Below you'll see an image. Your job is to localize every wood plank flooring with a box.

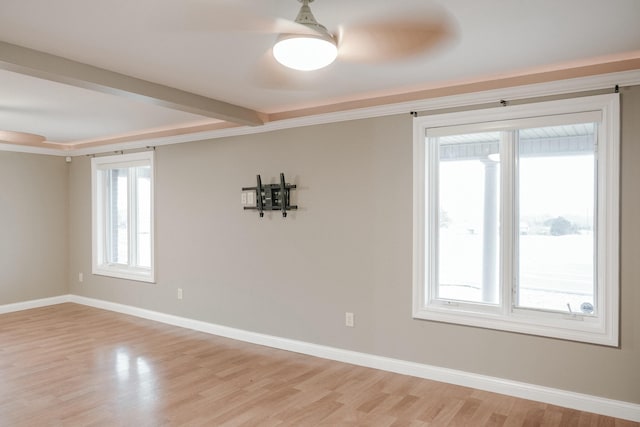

[0,303,636,426]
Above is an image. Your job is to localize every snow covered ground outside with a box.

[438,229,594,314]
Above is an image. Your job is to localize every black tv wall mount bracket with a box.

[242,173,298,218]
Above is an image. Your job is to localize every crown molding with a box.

[0,141,69,156]
[7,69,640,157]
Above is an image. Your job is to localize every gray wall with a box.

[0,152,69,303]
[66,85,640,404]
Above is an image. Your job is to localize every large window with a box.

[413,94,619,346]
[92,151,155,282]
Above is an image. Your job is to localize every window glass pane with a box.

[517,123,596,314]
[106,168,129,265]
[437,132,501,304]
[135,166,152,268]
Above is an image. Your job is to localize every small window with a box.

[413,94,619,346]
[92,151,155,282]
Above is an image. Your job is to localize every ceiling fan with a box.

[172,0,452,72]
[271,0,452,71]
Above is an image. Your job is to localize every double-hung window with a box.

[413,94,619,346]
[92,151,155,283]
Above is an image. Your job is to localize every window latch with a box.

[565,304,585,321]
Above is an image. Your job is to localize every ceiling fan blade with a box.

[337,17,453,63]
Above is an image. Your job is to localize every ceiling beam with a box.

[0,41,266,126]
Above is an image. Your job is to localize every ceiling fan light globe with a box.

[273,34,337,71]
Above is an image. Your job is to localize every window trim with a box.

[412,94,619,346]
[91,151,155,283]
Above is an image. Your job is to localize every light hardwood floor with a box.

[0,303,636,426]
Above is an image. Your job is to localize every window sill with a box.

[413,304,617,347]
[92,266,155,284]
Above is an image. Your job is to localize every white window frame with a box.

[92,151,155,283]
[413,94,619,346]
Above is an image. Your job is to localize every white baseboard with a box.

[0,295,70,315]
[2,295,639,422]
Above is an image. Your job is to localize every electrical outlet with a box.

[345,312,355,327]
[78,272,83,283]
[177,288,183,300]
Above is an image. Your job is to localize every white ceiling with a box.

[0,0,639,153]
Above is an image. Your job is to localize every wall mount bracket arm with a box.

[242,173,297,218]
